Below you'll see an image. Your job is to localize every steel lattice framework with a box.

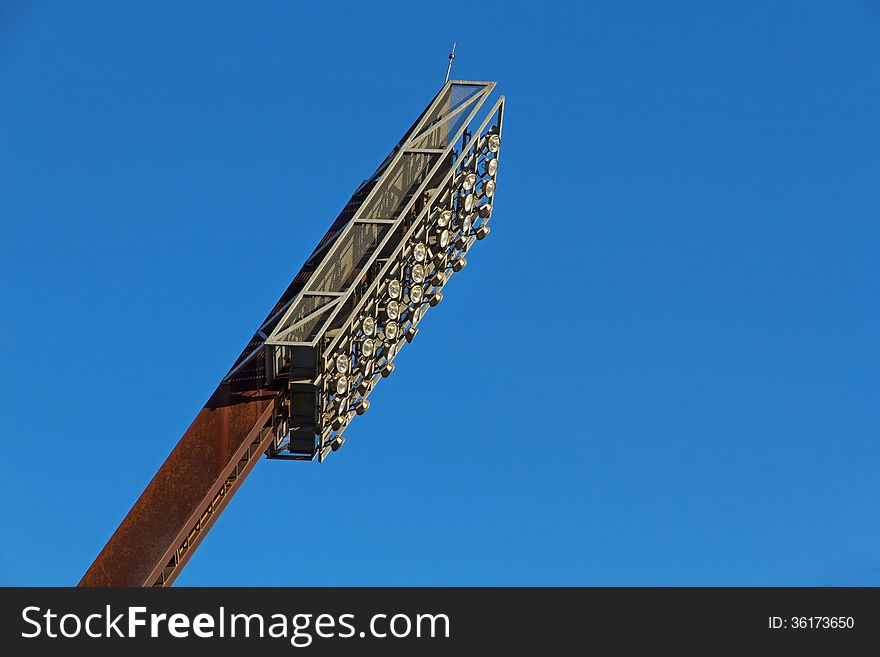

[79,80,504,587]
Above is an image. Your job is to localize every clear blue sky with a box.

[1,1,879,586]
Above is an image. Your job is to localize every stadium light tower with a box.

[80,80,504,587]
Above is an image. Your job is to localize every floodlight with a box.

[384,321,399,341]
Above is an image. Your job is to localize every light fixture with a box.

[438,210,452,227]
[462,172,477,190]
[478,203,492,218]
[362,316,376,336]
[405,326,418,343]
[361,338,375,358]
[429,291,443,307]
[384,321,399,341]
[381,362,395,378]
[409,285,423,303]
[475,225,491,240]
[386,300,400,320]
[486,158,498,176]
[482,180,496,198]
[487,134,500,152]
[452,257,467,272]
[413,243,427,262]
[335,354,349,374]
[330,435,346,451]
[387,279,401,299]
[356,399,370,415]
[411,264,425,283]
[335,375,349,396]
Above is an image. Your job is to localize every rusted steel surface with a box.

[149,402,277,586]
[77,143,389,587]
[79,386,273,587]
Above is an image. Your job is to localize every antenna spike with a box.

[445,42,456,83]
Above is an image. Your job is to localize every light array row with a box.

[313,128,502,460]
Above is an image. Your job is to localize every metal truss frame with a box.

[221,81,493,384]
[264,94,504,460]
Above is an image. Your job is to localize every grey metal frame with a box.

[264,81,495,349]
[271,94,505,459]
[222,81,495,384]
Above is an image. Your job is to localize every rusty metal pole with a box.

[79,385,274,586]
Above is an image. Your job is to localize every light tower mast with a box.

[80,79,505,587]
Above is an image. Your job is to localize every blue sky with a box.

[1,1,879,585]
